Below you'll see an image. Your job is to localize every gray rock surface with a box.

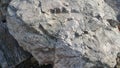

[0,23,32,68]
[6,0,120,68]
[0,0,32,68]
[104,0,120,22]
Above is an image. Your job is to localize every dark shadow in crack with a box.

[15,56,53,68]
[82,57,111,68]
[54,39,112,68]
[117,14,120,22]
[0,23,32,67]
[104,0,120,23]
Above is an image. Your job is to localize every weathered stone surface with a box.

[0,0,11,22]
[0,23,32,68]
[0,0,32,68]
[114,52,120,68]
[105,0,120,22]
[6,0,120,68]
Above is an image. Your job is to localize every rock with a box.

[114,52,120,68]
[0,23,32,68]
[0,19,32,68]
[105,0,120,22]
[107,19,119,27]
[0,0,11,22]
[0,0,32,68]
[15,57,40,68]
[117,14,120,22]
[6,0,120,68]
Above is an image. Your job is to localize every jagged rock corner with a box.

[0,0,120,68]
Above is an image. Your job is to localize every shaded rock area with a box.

[114,52,120,68]
[105,0,120,22]
[15,56,53,68]
[0,23,32,68]
[0,0,32,68]
[15,57,40,68]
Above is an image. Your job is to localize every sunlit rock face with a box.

[7,0,120,68]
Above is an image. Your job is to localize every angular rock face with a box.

[6,0,120,68]
[0,23,32,68]
[104,0,120,22]
[0,0,32,68]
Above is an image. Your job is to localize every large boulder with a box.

[7,0,120,68]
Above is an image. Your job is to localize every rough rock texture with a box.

[0,0,32,68]
[6,0,120,68]
[0,23,32,68]
[115,52,120,68]
[104,0,120,22]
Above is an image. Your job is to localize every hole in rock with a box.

[95,14,101,20]
[83,31,88,34]
[15,57,40,68]
[118,25,120,31]
[62,7,69,13]
[67,17,73,21]
[107,19,119,27]
[2,19,6,23]
[114,52,120,68]
[74,32,80,37]
[50,8,61,14]
[50,7,69,14]
[15,56,53,68]
[50,9,55,13]
[55,8,61,13]
[40,64,53,68]
[71,9,79,13]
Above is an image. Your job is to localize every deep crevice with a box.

[1,19,6,23]
[107,19,119,27]
[40,64,53,68]
[117,14,120,22]
[15,57,39,68]
[0,0,11,23]
[83,31,89,34]
[15,56,53,68]
[74,32,80,38]
[114,52,120,68]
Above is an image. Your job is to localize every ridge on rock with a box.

[0,0,32,68]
